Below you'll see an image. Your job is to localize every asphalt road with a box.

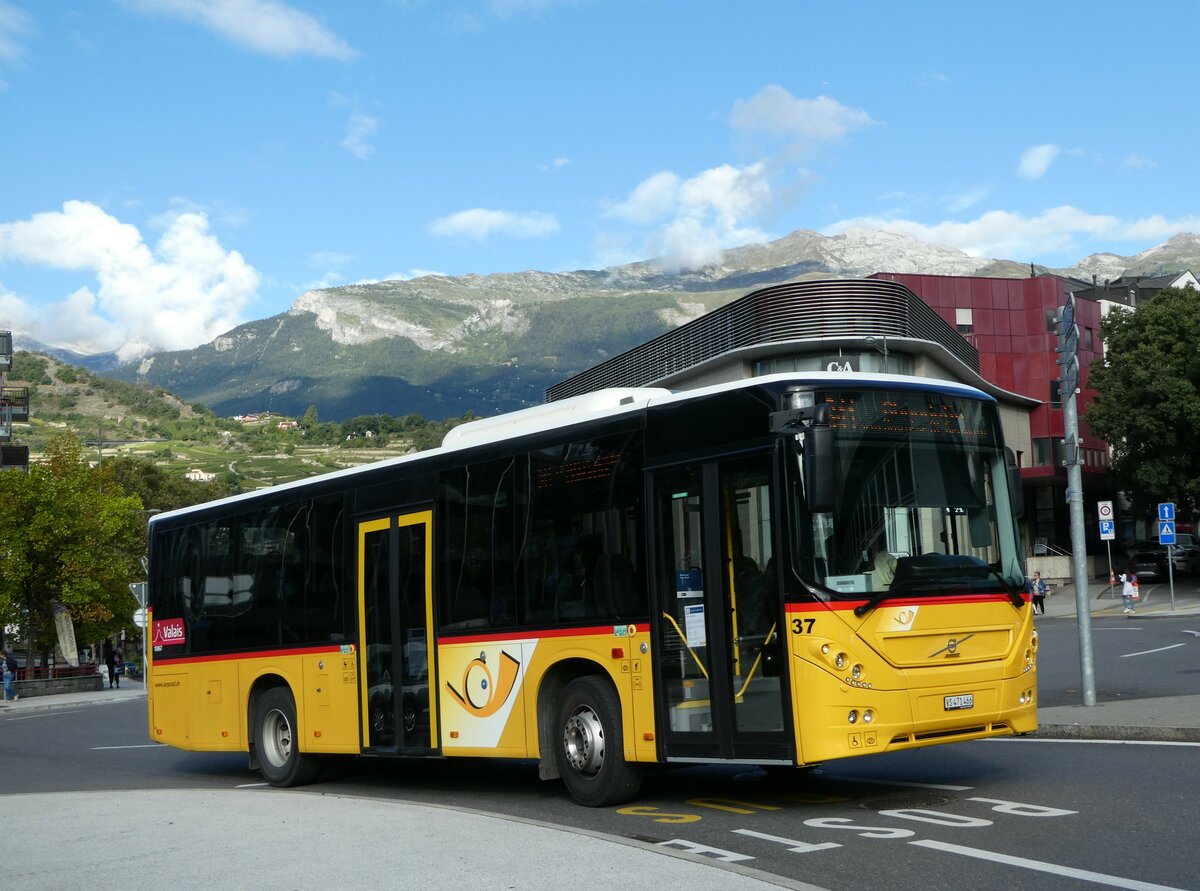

[4,692,1198,889]
[1034,613,1200,707]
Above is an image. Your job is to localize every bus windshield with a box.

[792,388,1024,604]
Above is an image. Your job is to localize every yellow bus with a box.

[145,372,1037,806]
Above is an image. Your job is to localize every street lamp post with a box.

[864,335,890,373]
[134,509,162,684]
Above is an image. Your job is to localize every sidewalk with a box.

[1033,573,1200,742]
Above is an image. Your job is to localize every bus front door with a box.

[652,454,794,764]
[357,510,438,753]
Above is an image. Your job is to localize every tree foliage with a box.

[101,455,236,513]
[0,434,145,660]
[1084,286,1200,512]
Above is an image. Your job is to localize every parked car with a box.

[1128,546,1169,581]
[1170,533,1200,575]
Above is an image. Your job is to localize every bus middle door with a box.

[652,453,794,764]
[357,509,438,753]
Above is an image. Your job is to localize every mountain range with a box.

[50,227,1200,422]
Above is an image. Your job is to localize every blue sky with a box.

[1,0,1197,359]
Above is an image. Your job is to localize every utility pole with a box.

[1058,291,1096,706]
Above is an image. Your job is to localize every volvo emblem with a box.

[930,632,976,658]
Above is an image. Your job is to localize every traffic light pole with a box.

[1059,292,1096,707]
[1064,390,1096,706]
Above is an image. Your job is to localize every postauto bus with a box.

[145,372,1036,806]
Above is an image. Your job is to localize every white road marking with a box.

[236,782,270,788]
[1182,630,1200,637]
[910,838,1186,890]
[1120,643,1186,658]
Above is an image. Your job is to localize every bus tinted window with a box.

[155,494,347,654]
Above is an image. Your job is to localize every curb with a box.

[1032,723,1200,743]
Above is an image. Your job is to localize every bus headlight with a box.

[835,653,847,670]
[848,709,859,724]
[851,664,863,681]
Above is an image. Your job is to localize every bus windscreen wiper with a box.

[852,579,959,617]
[854,572,1023,618]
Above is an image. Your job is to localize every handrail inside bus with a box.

[734,622,777,701]
[660,611,710,680]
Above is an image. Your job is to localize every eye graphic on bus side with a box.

[446,649,521,718]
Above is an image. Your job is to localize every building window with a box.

[1084,327,1094,350]
[1033,438,1051,466]
[955,307,974,334]
[1049,380,1062,407]
[1046,308,1059,333]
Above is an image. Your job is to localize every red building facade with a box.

[872,273,1111,552]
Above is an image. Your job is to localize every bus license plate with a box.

[944,694,974,711]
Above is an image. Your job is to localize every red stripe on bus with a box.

[438,624,620,644]
[150,643,345,666]
[785,593,1029,613]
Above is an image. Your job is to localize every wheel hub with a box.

[563,705,605,777]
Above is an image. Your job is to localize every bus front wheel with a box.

[253,687,320,787]
[555,676,641,807]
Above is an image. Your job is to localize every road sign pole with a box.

[1063,365,1095,706]
[1169,545,1176,610]
[1106,540,1113,599]
[1058,293,1095,705]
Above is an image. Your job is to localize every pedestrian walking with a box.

[1,648,18,701]
[1120,571,1137,614]
[105,649,116,688]
[113,651,123,689]
[1028,571,1048,615]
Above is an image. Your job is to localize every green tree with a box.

[1085,286,1200,512]
[102,455,236,512]
[0,434,145,666]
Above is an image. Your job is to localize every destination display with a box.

[819,391,991,439]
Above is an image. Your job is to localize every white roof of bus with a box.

[148,371,991,524]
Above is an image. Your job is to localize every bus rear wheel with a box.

[254,687,320,787]
[556,676,641,807]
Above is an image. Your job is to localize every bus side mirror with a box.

[804,404,837,514]
[1006,448,1025,519]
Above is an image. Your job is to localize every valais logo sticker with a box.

[152,617,186,648]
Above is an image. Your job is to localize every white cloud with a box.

[429,208,559,240]
[943,186,991,213]
[123,0,356,60]
[486,0,584,18]
[341,111,379,159]
[605,163,772,271]
[1121,214,1200,241]
[607,171,681,224]
[823,205,1120,259]
[1125,153,1156,170]
[0,201,259,359]
[0,0,32,63]
[1017,143,1060,180]
[730,86,876,142]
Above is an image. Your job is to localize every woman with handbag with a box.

[1120,571,1137,614]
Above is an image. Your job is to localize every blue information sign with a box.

[1159,502,1176,521]
[1159,519,1176,545]
[1098,519,1115,541]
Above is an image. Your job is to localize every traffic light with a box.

[1056,293,1079,395]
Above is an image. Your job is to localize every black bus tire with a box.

[253,687,321,787]
[556,676,642,807]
